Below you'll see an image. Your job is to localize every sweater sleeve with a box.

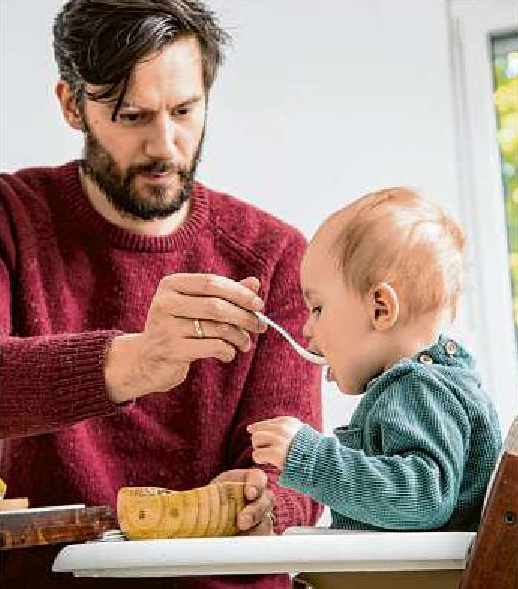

[225,231,323,533]
[0,197,121,440]
[280,369,470,530]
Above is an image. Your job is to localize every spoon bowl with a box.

[254,311,327,365]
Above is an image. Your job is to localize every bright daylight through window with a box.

[491,32,518,357]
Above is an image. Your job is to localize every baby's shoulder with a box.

[366,356,472,416]
[367,358,437,397]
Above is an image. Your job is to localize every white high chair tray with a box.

[52,528,474,578]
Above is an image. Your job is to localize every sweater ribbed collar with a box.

[58,160,210,253]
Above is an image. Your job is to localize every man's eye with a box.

[311,306,322,315]
[119,112,147,124]
[173,107,191,116]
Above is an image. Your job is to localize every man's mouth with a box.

[140,171,176,183]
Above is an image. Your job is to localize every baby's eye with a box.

[311,306,322,316]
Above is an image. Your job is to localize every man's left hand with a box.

[211,468,275,535]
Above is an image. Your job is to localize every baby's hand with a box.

[247,417,304,471]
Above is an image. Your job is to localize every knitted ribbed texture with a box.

[0,162,322,589]
[280,335,502,532]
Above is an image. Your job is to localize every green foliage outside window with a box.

[492,35,518,351]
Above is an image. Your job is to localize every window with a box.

[491,34,518,351]
[450,0,518,435]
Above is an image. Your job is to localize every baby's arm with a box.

[279,371,470,530]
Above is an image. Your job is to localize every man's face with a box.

[80,35,207,220]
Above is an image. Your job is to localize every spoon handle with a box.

[254,311,327,365]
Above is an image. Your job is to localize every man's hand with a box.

[211,468,275,536]
[248,417,304,471]
[105,275,267,403]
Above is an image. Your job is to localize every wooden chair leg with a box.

[458,450,518,589]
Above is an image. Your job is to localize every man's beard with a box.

[80,119,204,221]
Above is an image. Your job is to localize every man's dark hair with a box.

[53,0,230,120]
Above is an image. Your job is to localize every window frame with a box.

[449,0,518,435]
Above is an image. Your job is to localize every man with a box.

[0,1,322,587]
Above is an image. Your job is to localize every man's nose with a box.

[144,114,178,161]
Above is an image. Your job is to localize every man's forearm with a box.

[104,333,190,404]
[0,331,120,439]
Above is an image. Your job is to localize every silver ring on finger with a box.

[264,509,275,527]
[193,318,205,339]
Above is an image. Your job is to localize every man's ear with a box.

[55,80,84,131]
[367,282,399,331]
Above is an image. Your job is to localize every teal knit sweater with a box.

[280,335,502,531]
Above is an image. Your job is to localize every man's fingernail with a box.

[241,515,251,528]
[252,297,264,310]
[256,320,268,333]
[247,486,258,500]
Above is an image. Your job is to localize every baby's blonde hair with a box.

[332,187,466,322]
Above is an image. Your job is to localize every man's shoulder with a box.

[1,161,75,203]
[199,182,308,263]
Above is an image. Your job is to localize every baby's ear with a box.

[367,283,399,330]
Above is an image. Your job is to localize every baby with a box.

[248,187,502,531]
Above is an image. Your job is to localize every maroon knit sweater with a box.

[0,161,322,589]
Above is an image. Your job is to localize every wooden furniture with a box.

[295,416,518,589]
[51,418,518,587]
[117,482,245,540]
[0,497,29,511]
[458,417,518,589]
[0,505,116,550]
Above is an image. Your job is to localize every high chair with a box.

[293,416,518,589]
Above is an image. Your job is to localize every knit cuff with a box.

[49,331,125,421]
[279,424,322,493]
[1,330,124,438]
[269,485,300,534]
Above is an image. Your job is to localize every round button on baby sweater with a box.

[445,340,458,356]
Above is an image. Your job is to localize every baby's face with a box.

[301,219,383,394]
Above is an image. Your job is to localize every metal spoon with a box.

[254,311,327,365]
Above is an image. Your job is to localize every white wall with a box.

[0,0,469,432]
